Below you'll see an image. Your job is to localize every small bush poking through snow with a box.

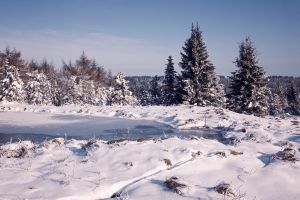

[164,176,187,195]
[214,182,236,197]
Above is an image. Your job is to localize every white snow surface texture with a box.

[0,102,299,200]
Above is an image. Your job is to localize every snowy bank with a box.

[0,103,299,199]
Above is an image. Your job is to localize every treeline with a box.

[0,23,299,116]
[0,49,137,106]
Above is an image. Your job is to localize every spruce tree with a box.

[25,70,53,105]
[110,72,137,105]
[227,37,269,116]
[62,76,83,105]
[94,86,113,106]
[179,23,224,106]
[162,56,178,105]
[0,59,25,102]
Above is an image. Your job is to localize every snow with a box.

[0,102,300,200]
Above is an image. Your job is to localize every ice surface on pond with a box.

[0,112,171,141]
[0,112,218,143]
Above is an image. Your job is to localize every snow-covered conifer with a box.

[62,76,83,105]
[93,86,113,106]
[162,56,178,105]
[178,23,224,106]
[110,72,137,105]
[0,59,25,102]
[227,37,269,116]
[25,70,53,105]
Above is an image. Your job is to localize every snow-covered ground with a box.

[0,102,299,200]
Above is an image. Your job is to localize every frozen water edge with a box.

[0,112,172,142]
[0,112,222,144]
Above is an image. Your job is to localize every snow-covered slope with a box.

[0,102,299,200]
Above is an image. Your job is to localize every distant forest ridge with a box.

[126,75,300,94]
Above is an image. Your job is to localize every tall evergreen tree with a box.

[178,23,224,106]
[227,37,269,116]
[162,56,178,105]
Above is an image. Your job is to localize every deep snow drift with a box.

[0,102,299,200]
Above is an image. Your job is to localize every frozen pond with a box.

[0,112,218,143]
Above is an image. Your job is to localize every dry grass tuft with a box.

[82,139,100,150]
[273,148,298,162]
[215,151,227,157]
[215,182,236,197]
[192,151,202,158]
[0,145,34,158]
[136,136,155,142]
[124,161,133,167]
[291,120,299,126]
[107,138,127,145]
[52,138,64,145]
[230,150,243,155]
[164,176,187,195]
[163,158,172,166]
[189,136,200,140]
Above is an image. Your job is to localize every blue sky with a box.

[0,0,299,76]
